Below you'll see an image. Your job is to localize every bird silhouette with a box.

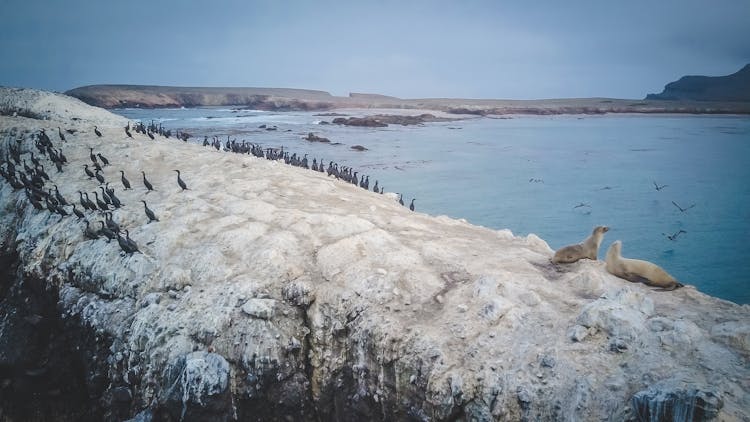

[662,229,687,241]
[97,153,110,166]
[409,199,415,211]
[672,201,695,213]
[94,126,102,137]
[653,181,668,191]
[120,170,131,190]
[141,200,159,223]
[174,169,188,190]
[142,171,154,192]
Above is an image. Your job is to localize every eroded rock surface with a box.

[0,88,749,421]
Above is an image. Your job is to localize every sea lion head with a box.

[607,240,622,258]
[594,226,610,234]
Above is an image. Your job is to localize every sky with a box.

[1,0,748,99]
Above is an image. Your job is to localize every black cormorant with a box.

[142,171,154,191]
[141,200,158,222]
[174,169,188,190]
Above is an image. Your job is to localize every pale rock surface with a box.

[0,88,748,421]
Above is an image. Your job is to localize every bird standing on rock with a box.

[410,199,415,211]
[93,191,109,211]
[142,171,154,192]
[94,126,102,137]
[71,204,84,219]
[120,170,131,190]
[141,200,159,223]
[83,164,95,179]
[174,169,188,191]
[97,153,109,166]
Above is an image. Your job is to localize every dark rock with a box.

[646,64,750,102]
[111,386,132,403]
[160,352,232,422]
[632,385,723,422]
[124,409,153,422]
[350,145,368,151]
[305,133,331,143]
[332,116,388,127]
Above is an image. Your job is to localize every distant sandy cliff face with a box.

[64,71,750,114]
[646,64,750,102]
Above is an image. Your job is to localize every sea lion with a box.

[605,240,684,290]
[552,226,609,263]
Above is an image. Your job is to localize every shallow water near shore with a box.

[115,107,750,304]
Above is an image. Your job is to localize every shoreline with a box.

[65,84,750,115]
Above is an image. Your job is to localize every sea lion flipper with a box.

[622,272,651,285]
[652,282,684,292]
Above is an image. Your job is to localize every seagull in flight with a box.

[672,201,696,213]
[662,229,687,241]
[653,181,668,191]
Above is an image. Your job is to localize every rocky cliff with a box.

[646,64,750,102]
[63,84,750,115]
[1,87,749,421]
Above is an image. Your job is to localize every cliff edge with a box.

[646,64,750,102]
[1,88,749,421]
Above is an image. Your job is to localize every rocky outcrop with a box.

[332,114,453,127]
[646,64,750,102]
[1,88,749,421]
[304,132,331,143]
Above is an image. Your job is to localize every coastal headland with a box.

[1,87,749,421]
[65,84,750,115]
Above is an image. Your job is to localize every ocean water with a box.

[114,107,750,304]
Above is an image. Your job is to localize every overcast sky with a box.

[1,0,748,99]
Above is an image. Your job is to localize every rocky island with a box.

[0,88,749,421]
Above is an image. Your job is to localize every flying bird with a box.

[653,181,668,191]
[662,229,687,241]
[672,201,696,213]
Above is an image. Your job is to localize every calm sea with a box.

[114,107,750,304]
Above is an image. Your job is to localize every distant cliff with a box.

[65,84,750,114]
[65,85,342,110]
[646,64,750,102]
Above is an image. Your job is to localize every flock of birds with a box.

[651,180,696,242]
[199,134,416,211]
[0,119,421,257]
[0,126,192,256]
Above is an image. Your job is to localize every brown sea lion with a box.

[605,240,684,290]
[552,226,610,263]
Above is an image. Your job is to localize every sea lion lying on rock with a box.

[605,240,684,291]
[552,226,609,263]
